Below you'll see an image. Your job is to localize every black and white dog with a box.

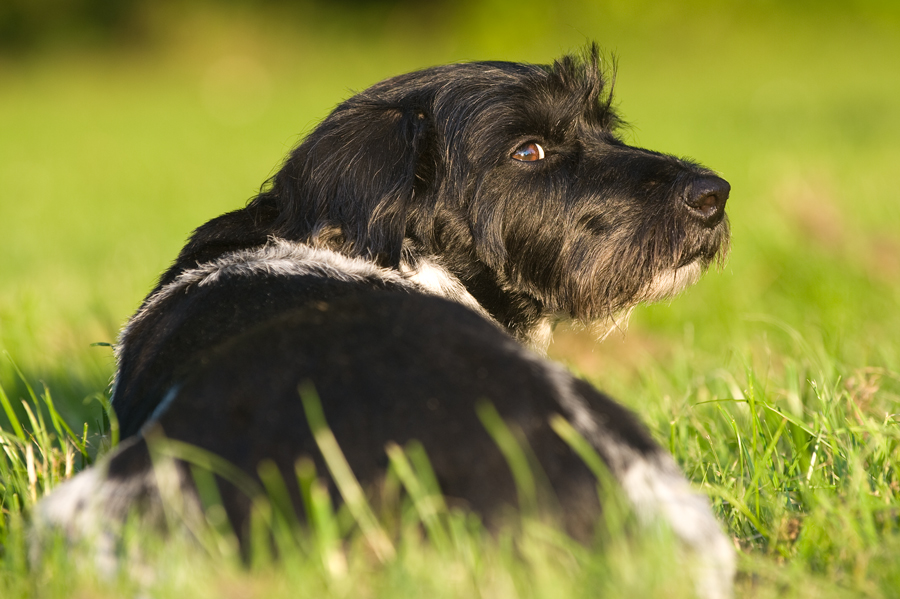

[40,47,734,597]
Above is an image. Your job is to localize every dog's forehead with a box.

[361,58,617,131]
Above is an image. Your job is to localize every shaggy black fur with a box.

[112,47,729,439]
[39,45,734,598]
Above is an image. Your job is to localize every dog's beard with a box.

[578,260,704,344]
[638,259,704,304]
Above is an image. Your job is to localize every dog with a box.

[38,46,734,597]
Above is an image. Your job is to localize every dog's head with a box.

[255,45,730,339]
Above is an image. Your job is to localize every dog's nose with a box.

[683,175,730,225]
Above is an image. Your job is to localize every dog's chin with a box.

[640,260,705,304]
[584,260,707,344]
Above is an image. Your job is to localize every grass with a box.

[1,1,900,597]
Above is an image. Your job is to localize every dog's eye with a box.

[512,141,545,162]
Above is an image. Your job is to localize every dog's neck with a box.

[399,252,554,352]
[396,255,494,325]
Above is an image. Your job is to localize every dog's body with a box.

[39,48,734,597]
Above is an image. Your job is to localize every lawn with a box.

[1,1,899,597]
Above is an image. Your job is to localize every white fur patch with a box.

[117,239,415,362]
[639,261,703,304]
[33,454,128,576]
[541,362,735,599]
[591,306,637,343]
[33,438,203,575]
[35,463,109,541]
[112,239,497,395]
[119,239,495,351]
[523,316,554,353]
[577,261,704,345]
[398,255,493,321]
[620,455,736,599]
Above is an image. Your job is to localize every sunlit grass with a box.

[4,375,701,599]
[556,323,900,596]
[3,336,899,598]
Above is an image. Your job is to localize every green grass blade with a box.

[548,414,632,534]
[91,392,120,450]
[548,414,608,480]
[40,383,78,443]
[0,380,26,442]
[147,434,263,500]
[476,401,537,517]
[385,441,450,552]
[294,457,347,578]
[258,459,301,532]
[298,380,395,562]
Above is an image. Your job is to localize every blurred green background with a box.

[1,0,898,430]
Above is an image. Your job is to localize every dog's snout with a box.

[683,176,730,225]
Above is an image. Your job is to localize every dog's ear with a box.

[265,100,431,267]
